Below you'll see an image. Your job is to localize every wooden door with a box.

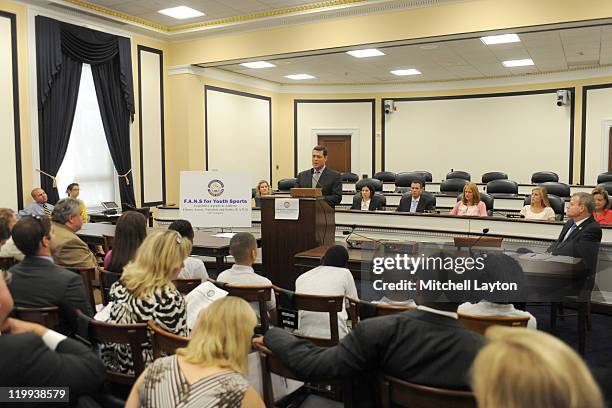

[318,135,351,173]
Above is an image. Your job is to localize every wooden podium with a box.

[261,196,335,290]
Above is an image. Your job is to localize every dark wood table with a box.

[77,223,261,272]
[89,211,154,227]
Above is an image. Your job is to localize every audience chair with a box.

[395,172,426,192]
[597,171,612,184]
[445,170,471,181]
[14,306,60,329]
[378,375,476,408]
[223,284,273,334]
[481,171,508,183]
[76,310,148,385]
[0,256,17,270]
[100,268,121,306]
[597,181,612,196]
[531,171,559,183]
[148,321,189,359]
[456,192,494,215]
[355,178,383,192]
[348,298,416,325]
[485,179,518,195]
[172,278,201,295]
[65,266,97,312]
[440,178,468,193]
[341,172,359,182]
[524,194,565,220]
[278,178,298,192]
[291,293,345,347]
[373,171,396,183]
[539,181,571,198]
[458,313,529,335]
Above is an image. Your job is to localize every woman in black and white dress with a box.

[102,229,192,375]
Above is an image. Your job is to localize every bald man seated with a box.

[17,188,54,219]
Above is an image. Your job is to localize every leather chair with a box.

[341,172,359,182]
[374,171,397,182]
[414,171,433,182]
[356,178,383,192]
[485,179,518,195]
[378,375,476,408]
[457,192,494,216]
[440,178,468,193]
[597,181,612,196]
[597,172,612,184]
[531,171,559,183]
[540,181,570,198]
[445,170,470,181]
[481,171,508,183]
[524,194,565,220]
[277,178,297,192]
[395,172,427,192]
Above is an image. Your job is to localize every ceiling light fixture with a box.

[480,34,520,45]
[502,58,534,67]
[390,69,422,76]
[285,74,315,80]
[240,61,276,69]
[346,49,385,58]
[158,6,204,19]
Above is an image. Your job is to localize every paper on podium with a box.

[185,281,228,329]
[274,198,299,220]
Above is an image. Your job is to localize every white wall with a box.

[584,86,612,185]
[0,14,19,209]
[384,92,572,183]
[205,87,271,185]
[296,101,373,177]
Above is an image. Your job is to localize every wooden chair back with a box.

[77,310,148,385]
[347,297,415,326]
[253,342,301,408]
[375,303,416,317]
[100,268,121,306]
[378,375,476,408]
[458,313,530,335]
[15,306,60,329]
[292,292,344,347]
[148,321,189,359]
[65,266,97,312]
[172,278,201,295]
[0,256,17,270]
[223,284,272,334]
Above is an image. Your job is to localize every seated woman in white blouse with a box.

[520,187,556,221]
[450,182,487,217]
[350,182,385,211]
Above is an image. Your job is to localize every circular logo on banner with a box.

[283,201,291,208]
[207,179,225,197]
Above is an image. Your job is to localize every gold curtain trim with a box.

[119,169,132,185]
[36,169,57,188]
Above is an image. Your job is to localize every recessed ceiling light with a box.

[502,58,534,67]
[480,33,520,45]
[390,69,422,76]
[285,74,315,80]
[240,61,276,69]
[158,6,204,19]
[346,49,385,58]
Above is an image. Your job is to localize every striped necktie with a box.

[312,170,321,188]
[42,203,51,218]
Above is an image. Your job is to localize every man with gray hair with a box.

[51,198,97,269]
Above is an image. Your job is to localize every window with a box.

[56,64,118,208]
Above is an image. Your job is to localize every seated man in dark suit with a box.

[256,252,484,407]
[0,273,105,406]
[547,192,602,294]
[8,216,93,335]
[295,145,342,207]
[397,180,436,213]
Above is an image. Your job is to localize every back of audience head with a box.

[121,229,192,298]
[322,245,349,268]
[168,219,195,242]
[11,216,53,257]
[0,219,9,248]
[107,211,147,273]
[52,198,83,230]
[472,326,604,408]
[478,252,526,303]
[229,233,257,265]
[177,296,256,374]
[0,208,16,232]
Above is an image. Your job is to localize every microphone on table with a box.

[342,224,384,249]
[468,228,490,256]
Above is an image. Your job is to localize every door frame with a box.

[311,128,359,174]
[601,119,612,174]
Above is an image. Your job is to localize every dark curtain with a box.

[35,16,136,205]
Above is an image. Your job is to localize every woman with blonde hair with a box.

[102,229,192,375]
[472,326,604,408]
[252,180,271,208]
[126,296,264,408]
[450,182,487,216]
[520,186,556,221]
[592,186,612,225]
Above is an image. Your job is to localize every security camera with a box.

[384,100,395,114]
[556,90,570,106]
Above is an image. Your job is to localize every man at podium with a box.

[295,145,342,207]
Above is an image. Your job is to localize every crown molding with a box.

[168,65,282,93]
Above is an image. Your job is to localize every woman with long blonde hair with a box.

[450,182,487,216]
[520,186,556,221]
[102,229,192,375]
[126,297,264,408]
[472,326,604,408]
[252,180,271,208]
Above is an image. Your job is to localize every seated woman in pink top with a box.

[450,182,488,217]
